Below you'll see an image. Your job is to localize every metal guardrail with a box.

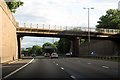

[79,56,120,62]
[17,23,120,35]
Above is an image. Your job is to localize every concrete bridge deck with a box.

[16,26,120,40]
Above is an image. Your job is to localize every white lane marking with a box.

[102,66,109,69]
[71,75,77,80]
[71,75,76,79]
[88,63,91,64]
[2,58,34,79]
[61,67,64,70]
[56,64,58,66]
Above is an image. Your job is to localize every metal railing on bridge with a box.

[17,23,120,35]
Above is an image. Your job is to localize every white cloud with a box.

[14,0,119,26]
[21,37,59,48]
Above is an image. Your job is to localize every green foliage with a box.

[57,38,86,54]
[42,42,56,54]
[80,39,86,45]
[96,9,120,29]
[21,47,32,56]
[53,41,58,49]
[5,0,24,13]
[57,38,71,54]
[31,45,42,55]
[27,48,32,55]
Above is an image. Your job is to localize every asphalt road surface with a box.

[2,57,119,80]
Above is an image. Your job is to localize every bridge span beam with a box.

[71,37,80,57]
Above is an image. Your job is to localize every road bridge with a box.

[16,24,120,58]
[1,0,120,63]
[17,26,120,39]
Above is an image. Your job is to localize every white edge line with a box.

[2,58,34,79]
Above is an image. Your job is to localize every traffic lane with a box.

[5,59,73,80]
[69,58,118,78]
[64,58,118,73]
[2,59,32,78]
[65,58,119,77]
[52,58,118,79]
[72,58,119,70]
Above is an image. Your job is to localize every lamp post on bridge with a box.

[83,7,94,55]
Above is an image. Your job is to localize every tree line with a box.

[22,38,86,56]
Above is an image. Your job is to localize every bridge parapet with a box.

[17,23,120,35]
[97,28,120,34]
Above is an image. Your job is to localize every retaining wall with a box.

[79,40,119,56]
[0,0,18,63]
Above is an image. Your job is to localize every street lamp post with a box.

[83,7,94,54]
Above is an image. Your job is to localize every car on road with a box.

[31,54,36,57]
[50,52,58,59]
[44,53,50,57]
[66,52,72,57]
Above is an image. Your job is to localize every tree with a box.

[96,9,120,29]
[5,0,24,13]
[31,45,42,55]
[42,42,56,54]
[53,41,59,53]
[27,47,32,56]
[57,38,71,54]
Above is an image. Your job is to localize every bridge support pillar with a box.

[71,37,80,57]
[17,36,22,59]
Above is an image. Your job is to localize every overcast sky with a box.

[14,0,120,48]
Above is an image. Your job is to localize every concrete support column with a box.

[71,37,80,57]
[17,36,22,59]
[114,40,120,56]
[70,41,73,53]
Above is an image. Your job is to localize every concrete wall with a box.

[0,0,18,63]
[79,40,119,56]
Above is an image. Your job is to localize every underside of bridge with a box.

[17,35,81,58]
[17,32,120,58]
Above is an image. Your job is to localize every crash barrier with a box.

[79,56,120,62]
